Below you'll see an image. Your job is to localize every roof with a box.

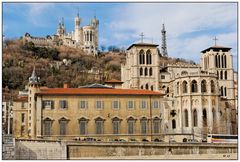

[13,96,28,102]
[201,45,231,53]
[127,42,159,50]
[79,83,113,89]
[105,79,123,84]
[36,88,163,96]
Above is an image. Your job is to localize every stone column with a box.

[36,96,42,138]
[215,97,220,133]
[198,97,203,132]
[207,96,213,133]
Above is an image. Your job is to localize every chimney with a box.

[63,83,70,88]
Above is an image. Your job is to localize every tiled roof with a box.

[79,83,113,89]
[201,45,231,53]
[37,88,163,96]
[127,42,158,50]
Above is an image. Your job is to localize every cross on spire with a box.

[213,36,218,46]
[140,32,144,43]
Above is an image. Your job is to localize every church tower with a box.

[74,9,81,43]
[161,24,168,56]
[56,17,66,37]
[28,67,40,138]
[91,13,99,55]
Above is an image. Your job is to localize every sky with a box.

[3,2,238,70]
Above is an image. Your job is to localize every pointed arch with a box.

[145,83,149,90]
[220,71,223,79]
[203,109,207,127]
[191,80,198,93]
[149,67,153,76]
[184,109,189,127]
[172,119,176,129]
[145,67,148,76]
[225,71,227,80]
[140,67,143,76]
[210,80,215,93]
[201,80,207,93]
[193,109,198,127]
[146,50,152,64]
[182,80,188,93]
[139,49,144,64]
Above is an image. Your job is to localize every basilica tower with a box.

[74,10,81,43]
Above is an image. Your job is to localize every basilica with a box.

[22,12,99,55]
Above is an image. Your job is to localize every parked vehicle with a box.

[207,134,238,143]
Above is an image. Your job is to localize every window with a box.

[211,80,215,93]
[153,101,159,108]
[220,71,223,80]
[59,100,67,109]
[201,80,207,93]
[127,117,135,134]
[153,118,160,134]
[182,81,188,93]
[96,101,104,109]
[145,84,149,90]
[43,100,54,109]
[172,119,176,129]
[59,118,68,135]
[44,119,52,136]
[95,118,104,134]
[112,118,121,134]
[150,85,154,91]
[203,109,207,127]
[140,118,147,134]
[224,55,227,68]
[191,80,198,93]
[79,101,88,109]
[145,68,148,76]
[224,87,227,97]
[21,102,25,109]
[21,113,25,123]
[139,50,145,64]
[193,109,198,127]
[140,101,147,109]
[140,67,143,76]
[161,75,165,79]
[79,118,87,135]
[149,68,153,76]
[146,50,152,64]
[225,71,227,80]
[127,101,134,109]
[112,101,120,109]
[184,109,189,127]
[220,86,223,96]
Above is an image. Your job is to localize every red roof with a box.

[105,79,123,84]
[36,88,163,96]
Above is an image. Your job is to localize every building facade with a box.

[23,13,99,55]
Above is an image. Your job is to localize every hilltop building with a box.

[22,12,99,55]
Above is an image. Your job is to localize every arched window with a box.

[139,50,144,64]
[218,55,220,68]
[210,80,215,93]
[193,109,198,127]
[220,86,223,96]
[201,80,207,93]
[191,80,198,93]
[140,67,143,76]
[203,109,207,127]
[149,68,153,76]
[176,82,179,94]
[146,50,152,64]
[145,84,149,90]
[224,87,227,97]
[224,55,227,68]
[225,71,227,80]
[184,109,189,127]
[215,55,218,68]
[221,55,224,68]
[150,85,154,91]
[182,81,188,93]
[145,67,148,76]
[140,85,143,89]
[172,119,176,129]
[220,71,223,80]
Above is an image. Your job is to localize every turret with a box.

[161,24,168,56]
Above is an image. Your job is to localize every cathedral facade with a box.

[23,12,99,55]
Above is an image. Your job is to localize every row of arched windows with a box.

[176,80,215,94]
[183,108,216,128]
[84,31,94,42]
[217,70,227,80]
[140,84,154,91]
[215,54,227,68]
[140,67,153,76]
[220,86,227,97]
[139,50,152,65]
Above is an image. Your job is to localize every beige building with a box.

[23,12,99,55]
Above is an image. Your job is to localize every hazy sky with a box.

[3,2,237,70]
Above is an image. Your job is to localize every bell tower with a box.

[74,8,81,43]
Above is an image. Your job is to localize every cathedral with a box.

[22,11,99,55]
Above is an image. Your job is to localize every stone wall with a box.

[2,135,15,160]
[15,139,67,160]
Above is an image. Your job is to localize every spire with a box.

[77,7,79,17]
[61,17,64,26]
[29,66,39,84]
[161,24,168,56]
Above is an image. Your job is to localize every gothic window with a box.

[43,118,52,136]
[193,109,198,127]
[191,80,198,93]
[139,50,144,64]
[145,83,149,90]
[225,71,227,80]
[149,68,153,76]
[140,118,147,134]
[217,71,219,79]
[184,109,189,127]
[59,118,68,135]
[224,55,227,68]
[172,119,176,129]
[220,71,223,80]
[220,86,223,96]
[79,118,88,135]
[150,85,154,91]
[182,81,188,93]
[140,67,143,76]
[211,80,215,93]
[95,117,104,134]
[146,50,152,64]
[140,85,144,89]
[221,55,224,68]
[201,80,207,93]
[176,82,179,94]
[218,55,220,68]
[224,87,227,97]
[203,109,207,127]
[153,117,160,134]
[145,67,148,76]
[127,117,135,134]
[112,117,121,134]
[215,55,218,68]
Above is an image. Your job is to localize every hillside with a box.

[3,40,125,91]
